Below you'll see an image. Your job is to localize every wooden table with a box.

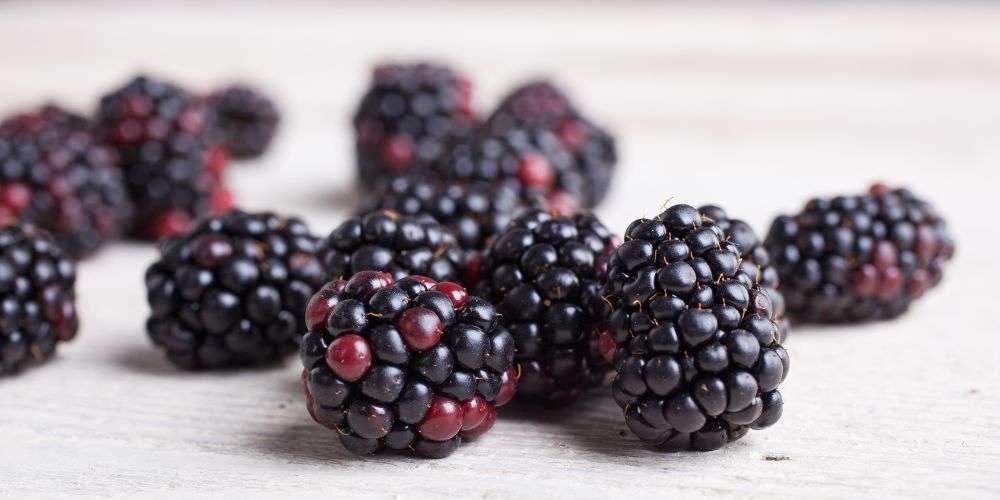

[2,2,998,498]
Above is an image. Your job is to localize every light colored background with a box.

[1,2,998,498]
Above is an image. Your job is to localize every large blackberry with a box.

[471,209,619,406]
[144,210,325,369]
[95,75,231,240]
[353,63,478,188]
[206,84,280,159]
[357,175,523,251]
[0,223,78,374]
[0,105,132,258]
[485,80,618,207]
[318,209,465,284]
[604,204,789,451]
[764,184,954,323]
[300,271,516,457]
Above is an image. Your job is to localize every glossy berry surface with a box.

[483,80,618,208]
[353,63,478,188]
[206,84,280,159]
[95,74,231,240]
[0,223,78,374]
[604,204,789,451]
[318,209,465,284]
[764,184,955,323]
[358,175,526,251]
[0,105,132,257]
[145,210,325,369]
[300,272,516,458]
[471,209,618,406]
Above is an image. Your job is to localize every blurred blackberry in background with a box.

[0,223,78,374]
[353,63,478,188]
[604,204,788,451]
[471,209,619,406]
[145,210,325,369]
[300,272,516,457]
[319,209,465,284]
[484,80,617,208]
[487,81,575,131]
[434,126,587,214]
[765,183,954,323]
[0,105,132,258]
[357,175,525,251]
[95,75,232,240]
[206,84,280,159]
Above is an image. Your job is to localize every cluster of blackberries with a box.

[354,64,617,249]
[95,75,281,240]
[0,74,281,259]
[4,63,957,465]
[0,105,132,257]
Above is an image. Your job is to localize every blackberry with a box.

[319,209,465,284]
[434,126,583,213]
[0,223,78,374]
[471,209,619,406]
[206,84,280,159]
[353,63,478,188]
[144,210,325,369]
[764,183,955,323]
[604,204,789,451]
[485,80,618,208]
[0,105,132,258]
[95,75,232,240]
[300,271,516,457]
[357,175,524,251]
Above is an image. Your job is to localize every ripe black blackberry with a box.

[95,74,232,240]
[144,210,325,369]
[353,63,478,188]
[485,80,618,208]
[764,184,955,323]
[319,209,465,284]
[0,105,133,258]
[0,223,78,374]
[470,209,619,406]
[604,204,789,451]
[300,271,517,457]
[357,175,524,251]
[206,84,280,159]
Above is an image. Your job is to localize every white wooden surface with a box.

[2,2,999,498]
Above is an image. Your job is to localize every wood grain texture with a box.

[1,1,999,498]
